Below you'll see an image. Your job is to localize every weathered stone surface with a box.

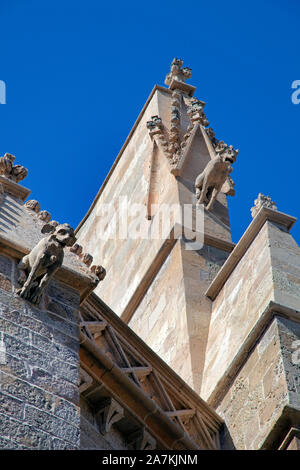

[44,296,79,324]
[24,405,80,446]
[216,316,300,449]
[202,220,300,401]
[0,391,24,420]
[0,250,82,449]
[46,280,80,308]
[0,412,53,449]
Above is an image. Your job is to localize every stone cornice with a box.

[278,426,300,450]
[205,207,297,301]
[167,78,196,96]
[0,175,31,201]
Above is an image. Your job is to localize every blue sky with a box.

[0,0,299,244]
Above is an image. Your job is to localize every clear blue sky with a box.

[0,0,299,244]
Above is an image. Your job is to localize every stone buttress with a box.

[76,59,238,394]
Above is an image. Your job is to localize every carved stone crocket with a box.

[195,145,238,211]
[17,223,76,305]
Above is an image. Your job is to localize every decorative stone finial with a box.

[164,58,195,96]
[251,193,277,218]
[0,153,28,183]
[165,58,192,86]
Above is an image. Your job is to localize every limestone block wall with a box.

[218,316,300,449]
[202,222,274,401]
[128,239,228,393]
[128,241,189,383]
[202,219,300,402]
[77,87,179,317]
[268,222,300,311]
[0,253,81,449]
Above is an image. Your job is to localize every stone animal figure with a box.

[195,149,237,211]
[17,223,76,304]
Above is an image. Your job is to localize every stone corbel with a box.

[95,397,124,434]
[127,428,156,450]
[187,98,208,126]
[79,367,93,393]
[146,116,173,167]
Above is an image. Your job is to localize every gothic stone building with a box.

[0,60,299,450]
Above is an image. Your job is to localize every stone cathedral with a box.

[0,59,299,451]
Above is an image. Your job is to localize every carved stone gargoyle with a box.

[195,145,238,211]
[17,223,76,305]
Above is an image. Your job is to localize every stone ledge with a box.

[0,176,31,201]
[205,207,297,301]
[262,406,300,450]
[278,425,300,450]
[167,78,196,96]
